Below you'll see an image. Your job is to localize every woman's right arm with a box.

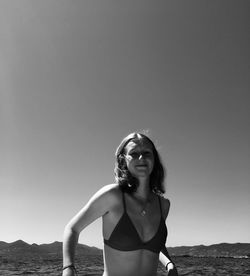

[62,184,117,276]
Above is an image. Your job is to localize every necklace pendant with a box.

[141,210,146,216]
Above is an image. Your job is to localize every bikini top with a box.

[104,192,167,253]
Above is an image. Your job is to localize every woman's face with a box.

[124,139,155,179]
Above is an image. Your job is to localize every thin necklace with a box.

[134,194,152,216]
[141,207,147,216]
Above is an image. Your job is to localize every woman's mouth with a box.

[135,164,147,168]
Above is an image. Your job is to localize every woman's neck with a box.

[134,177,151,200]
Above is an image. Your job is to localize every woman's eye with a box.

[131,153,139,158]
[129,152,152,158]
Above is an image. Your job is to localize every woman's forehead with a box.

[125,138,153,152]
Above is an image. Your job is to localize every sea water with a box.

[1,255,250,275]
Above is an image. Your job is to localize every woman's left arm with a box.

[159,197,178,275]
[160,247,178,276]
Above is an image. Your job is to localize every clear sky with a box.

[1,0,249,249]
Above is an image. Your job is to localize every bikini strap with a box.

[122,192,127,212]
[158,196,163,217]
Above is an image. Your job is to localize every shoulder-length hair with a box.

[114,132,165,194]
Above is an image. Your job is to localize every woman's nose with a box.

[138,154,144,160]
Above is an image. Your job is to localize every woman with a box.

[62,132,178,276]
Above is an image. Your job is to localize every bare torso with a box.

[101,185,168,276]
[103,246,159,276]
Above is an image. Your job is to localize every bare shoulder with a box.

[159,195,171,219]
[67,184,122,232]
[79,184,121,218]
[97,183,121,197]
[92,183,122,206]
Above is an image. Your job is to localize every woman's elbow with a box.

[64,221,80,238]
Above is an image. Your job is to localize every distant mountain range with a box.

[0,240,102,261]
[168,243,250,258]
[0,240,249,260]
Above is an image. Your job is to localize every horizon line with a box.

[1,239,249,249]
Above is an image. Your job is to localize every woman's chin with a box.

[133,170,151,178]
